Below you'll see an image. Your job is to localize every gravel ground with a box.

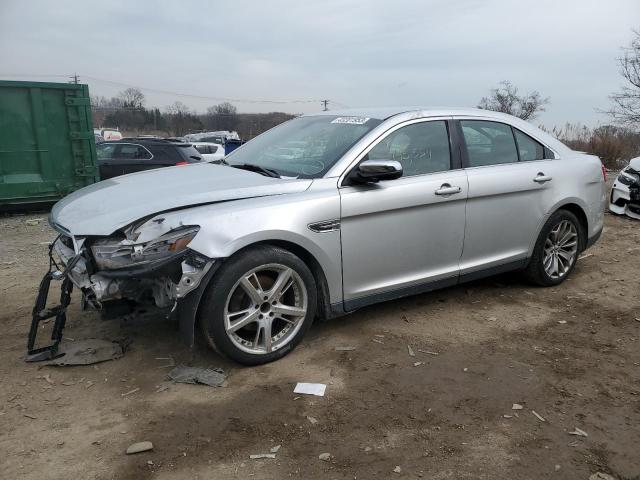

[0,204,639,480]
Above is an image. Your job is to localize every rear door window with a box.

[460,120,518,167]
[513,129,545,161]
[116,144,152,160]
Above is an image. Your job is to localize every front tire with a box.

[199,246,317,365]
[524,210,584,286]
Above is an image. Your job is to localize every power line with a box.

[82,74,322,105]
[0,72,350,109]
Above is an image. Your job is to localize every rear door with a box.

[457,119,560,277]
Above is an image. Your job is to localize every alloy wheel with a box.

[224,263,308,354]
[543,220,578,279]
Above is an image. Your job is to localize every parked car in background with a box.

[94,128,123,141]
[192,142,225,163]
[609,156,640,220]
[95,138,203,179]
[40,108,606,366]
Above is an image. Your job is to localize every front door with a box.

[339,119,468,310]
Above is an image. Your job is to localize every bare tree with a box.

[478,81,549,120]
[206,102,238,131]
[209,102,237,116]
[118,88,145,109]
[165,102,202,136]
[605,30,640,128]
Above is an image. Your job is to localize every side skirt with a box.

[341,258,528,313]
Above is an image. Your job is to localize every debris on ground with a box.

[23,413,37,419]
[589,473,616,480]
[335,346,356,352]
[121,387,140,397]
[307,416,318,425]
[44,339,124,366]
[413,361,424,367]
[270,445,281,454]
[167,365,226,387]
[407,345,415,357]
[155,357,175,368]
[512,403,524,410]
[393,466,402,473]
[417,349,439,356]
[249,453,276,459]
[25,218,43,226]
[531,410,546,422]
[568,427,588,437]
[318,452,331,461]
[294,382,326,397]
[126,441,153,454]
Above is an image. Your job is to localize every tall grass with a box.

[546,123,640,169]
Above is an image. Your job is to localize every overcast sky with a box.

[1,0,638,126]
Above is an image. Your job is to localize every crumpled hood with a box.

[51,163,311,236]
[628,156,640,170]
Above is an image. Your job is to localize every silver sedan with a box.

[39,107,607,365]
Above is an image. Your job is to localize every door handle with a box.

[533,173,552,184]
[435,184,462,196]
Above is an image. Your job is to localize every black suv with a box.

[96,138,203,180]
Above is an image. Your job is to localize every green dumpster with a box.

[0,80,100,207]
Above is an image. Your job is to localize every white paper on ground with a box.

[293,382,326,396]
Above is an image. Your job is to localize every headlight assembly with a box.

[91,226,200,270]
[620,168,640,184]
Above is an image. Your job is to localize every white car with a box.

[609,156,640,220]
[192,142,225,163]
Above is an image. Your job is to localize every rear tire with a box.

[199,246,316,365]
[524,210,584,287]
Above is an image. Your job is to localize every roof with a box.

[308,106,572,157]
[305,106,522,121]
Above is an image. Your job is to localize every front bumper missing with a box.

[26,243,81,362]
[26,236,217,362]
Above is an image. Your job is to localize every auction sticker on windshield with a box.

[331,116,370,125]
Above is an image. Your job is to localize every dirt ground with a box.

[1,204,639,480]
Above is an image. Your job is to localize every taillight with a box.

[601,163,607,182]
[175,161,189,166]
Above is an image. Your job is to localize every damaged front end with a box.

[26,218,216,362]
[610,164,640,220]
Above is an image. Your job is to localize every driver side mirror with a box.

[349,160,403,184]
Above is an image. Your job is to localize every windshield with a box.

[225,115,383,178]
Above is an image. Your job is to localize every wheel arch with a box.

[231,239,334,321]
[528,199,590,256]
[556,203,588,247]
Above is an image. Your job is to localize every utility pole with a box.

[321,99,329,111]
[69,73,79,84]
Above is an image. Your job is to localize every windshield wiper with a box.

[230,163,280,178]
